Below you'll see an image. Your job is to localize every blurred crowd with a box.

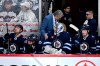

[0,0,38,22]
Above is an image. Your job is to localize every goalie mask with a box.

[54,23,64,36]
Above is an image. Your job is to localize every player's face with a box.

[55,15,62,21]
[28,41,33,45]
[82,30,88,37]
[14,26,22,33]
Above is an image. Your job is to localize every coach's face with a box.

[55,15,62,21]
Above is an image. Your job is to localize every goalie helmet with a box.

[54,23,64,36]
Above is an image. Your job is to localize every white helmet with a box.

[54,23,64,36]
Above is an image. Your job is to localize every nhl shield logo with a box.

[52,39,63,49]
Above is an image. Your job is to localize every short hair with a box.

[15,24,23,32]
[63,4,70,9]
[53,10,64,17]
[86,10,94,14]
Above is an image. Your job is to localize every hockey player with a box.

[4,24,26,54]
[71,25,96,54]
[24,34,42,54]
[42,23,72,54]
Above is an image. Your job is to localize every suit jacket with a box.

[40,14,54,40]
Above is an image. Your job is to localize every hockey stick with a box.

[69,24,80,38]
[6,23,10,54]
[69,24,83,53]
[69,24,79,32]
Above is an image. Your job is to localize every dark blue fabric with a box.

[57,32,70,43]
[72,34,96,54]
[88,18,97,37]
[9,33,25,47]
[42,32,71,54]
[4,33,26,53]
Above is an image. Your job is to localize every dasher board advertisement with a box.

[0,54,100,66]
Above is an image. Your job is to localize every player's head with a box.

[54,10,64,21]
[14,24,23,33]
[27,34,37,45]
[81,25,89,37]
[54,23,64,35]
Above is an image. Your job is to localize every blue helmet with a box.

[81,24,90,30]
[27,34,37,42]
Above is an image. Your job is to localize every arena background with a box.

[0,0,42,38]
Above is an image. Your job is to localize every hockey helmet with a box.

[15,24,23,31]
[27,34,37,42]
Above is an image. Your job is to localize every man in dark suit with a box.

[40,10,64,42]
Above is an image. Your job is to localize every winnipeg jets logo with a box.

[80,42,89,51]
[10,44,17,53]
[52,39,63,49]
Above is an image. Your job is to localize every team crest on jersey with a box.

[52,39,63,49]
[10,43,18,53]
[80,42,89,51]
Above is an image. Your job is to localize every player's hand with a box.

[44,33,48,40]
